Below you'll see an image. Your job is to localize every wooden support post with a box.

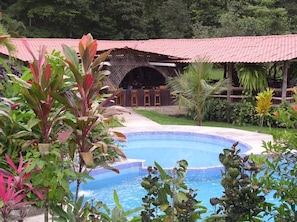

[227,63,233,102]
[281,61,289,103]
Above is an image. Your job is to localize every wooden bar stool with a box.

[115,90,125,106]
[131,89,138,107]
[154,89,161,106]
[143,89,151,106]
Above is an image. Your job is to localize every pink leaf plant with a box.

[0,174,34,221]
[0,154,44,221]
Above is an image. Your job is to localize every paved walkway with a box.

[25,107,273,221]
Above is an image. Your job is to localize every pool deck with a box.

[24,106,273,221]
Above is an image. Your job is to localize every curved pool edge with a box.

[113,125,273,155]
[89,159,224,181]
[92,126,272,179]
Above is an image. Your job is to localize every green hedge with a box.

[203,98,280,127]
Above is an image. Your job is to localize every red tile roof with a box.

[1,34,297,63]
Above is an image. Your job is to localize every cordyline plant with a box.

[8,40,70,222]
[0,153,43,222]
[8,39,67,155]
[5,33,127,221]
[51,34,127,201]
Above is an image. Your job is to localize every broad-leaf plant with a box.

[53,34,127,202]
[1,33,128,221]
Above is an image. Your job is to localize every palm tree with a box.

[167,61,229,126]
[2,16,26,38]
[0,23,16,55]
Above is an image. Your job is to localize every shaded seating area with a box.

[113,87,172,107]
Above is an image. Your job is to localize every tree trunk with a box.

[197,110,202,126]
[44,191,49,222]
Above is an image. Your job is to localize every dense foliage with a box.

[0,33,128,221]
[208,142,267,222]
[1,0,297,39]
[204,97,282,127]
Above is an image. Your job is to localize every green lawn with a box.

[134,109,279,135]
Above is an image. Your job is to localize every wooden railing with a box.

[271,88,295,103]
[211,87,295,104]
[211,87,248,101]
[110,87,296,107]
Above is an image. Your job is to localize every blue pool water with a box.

[77,169,223,214]
[72,131,252,217]
[118,131,250,168]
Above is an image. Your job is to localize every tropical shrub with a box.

[254,102,297,221]
[54,191,142,222]
[204,96,281,127]
[141,160,207,221]
[207,142,268,222]
[0,33,128,221]
[229,93,260,126]
[204,97,260,126]
[0,74,36,159]
[7,38,75,221]
[236,63,268,92]
[204,98,232,123]
[255,88,274,127]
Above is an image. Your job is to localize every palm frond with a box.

[166,61,229,125]
[237,64,268,92]
[0,24,16,56]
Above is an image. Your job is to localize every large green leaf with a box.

[51,204,69,221]
[30,82,46,100]
[22,88,39,109]
[176,191,188,203]
[62,45,83,85]
[113,189,123,210]
[62,44,79,69]
[27,118,40,129]
[49,92,72,109]
[155,161,169,180]
[8,130,32,139]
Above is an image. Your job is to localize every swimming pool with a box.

[119,131,251,169]
[73,131,252,216]
[78,170,223,213]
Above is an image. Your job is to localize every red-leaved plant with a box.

[0,154,43,221]
[53,33,128,201]
[7,40,67,222]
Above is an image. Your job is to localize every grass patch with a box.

[134,109,279,135]
[134,109,196,125]
[210,68,224,80]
